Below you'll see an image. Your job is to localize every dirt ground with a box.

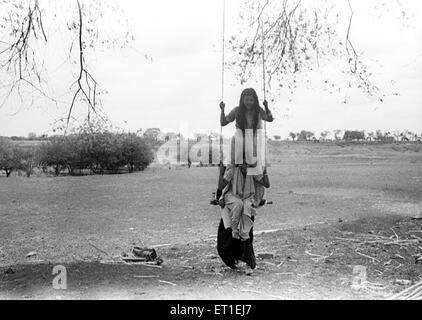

[0,142,421,299]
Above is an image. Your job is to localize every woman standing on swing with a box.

[220,88,273,133]
[216,88,274,270]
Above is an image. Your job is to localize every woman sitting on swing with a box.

[216,88,274,270]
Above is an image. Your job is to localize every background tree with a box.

[289,132,297,141]
[121,133,154,173]
[143,128,162,145]
[297,130,314,141]
[373,130,395,143]
[333,129,344,141]
[27,132,37,140]
[39,136,70,176]
[367,131,375,142]
[407,130,416,142]
[392,131,401,142]
[383,132,394,143]
[18,147,40,178]
[64,133,92,175]
[376,130,384,142]
[273,135,282,141]
[0,139,20,177]
[319,131,330,142]
[400,130,409,142]
[0,138,40,177]
[343,130,365,141]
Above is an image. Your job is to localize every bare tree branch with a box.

[0,0,135,127]
[67,0,98,129]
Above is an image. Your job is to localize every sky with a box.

[0,0,421,139]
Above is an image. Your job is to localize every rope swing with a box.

[213,0,271,205]
[219,0,269,166]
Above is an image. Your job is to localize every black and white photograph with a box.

[0,0,421,305]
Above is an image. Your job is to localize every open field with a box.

[0,142,421,299]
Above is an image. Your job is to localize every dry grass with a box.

[0,142,421,299]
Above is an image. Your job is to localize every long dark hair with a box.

[236,88,260,132]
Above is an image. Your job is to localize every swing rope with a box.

[220,0,226,165]
[260,14,266,102]
[260,8,268,167]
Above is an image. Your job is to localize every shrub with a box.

[121,133,154,173]
[17,148,40,178]
[37,132,154,176]
[39,136,71,176]
[343,130,365,141]
[0,139,21,177]
[64,133,93,175]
